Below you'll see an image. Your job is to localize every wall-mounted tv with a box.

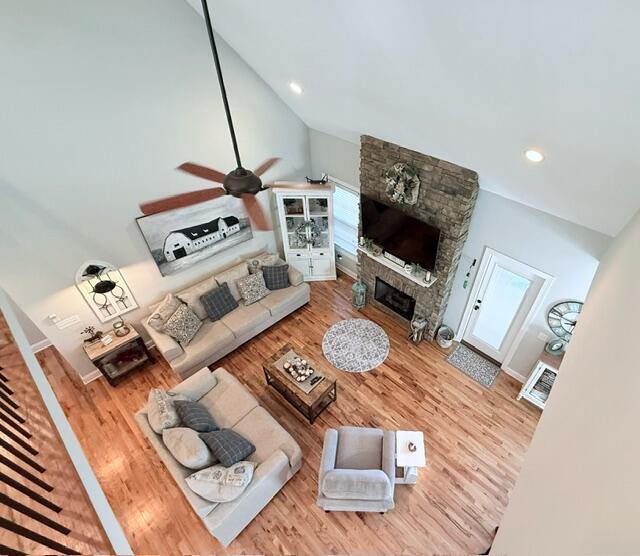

[360,195,441,271]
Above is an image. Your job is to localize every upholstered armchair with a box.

[316,426,396,512]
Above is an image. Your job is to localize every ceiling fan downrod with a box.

[200,0,243,172]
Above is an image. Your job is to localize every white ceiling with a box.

[188,0,640,236]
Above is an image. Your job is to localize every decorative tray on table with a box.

[273,349,326,394]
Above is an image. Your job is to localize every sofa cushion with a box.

[163,304,202,346]
[186,461,255,502]
[147,293,183,332]
[322,469,392,500]
[262,264,290,291]
[173,320,234,369]
[200,283,238,321]
[200,429,255,467]
[170,367,218,401]
[245,252,280,274]
[236,272,270,305]
[232,406,301,468]
[220,301,271,338]
[177,275,218,320]
[146,389,189,434]
[199,368,259,429]
[174,400,219,433]
[258,283,310,317]
[162,427,216,470]
[214,262,249,302]
[336,426,383,470]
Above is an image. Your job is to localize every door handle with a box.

[474,300,482,311]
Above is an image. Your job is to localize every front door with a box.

[462,251,549,363]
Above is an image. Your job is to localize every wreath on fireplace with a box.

[384,162,420,205]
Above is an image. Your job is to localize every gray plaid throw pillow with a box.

[199,429,255,467]
[200,283,239,321]
[174,400,219,433]
[262,264,290,290]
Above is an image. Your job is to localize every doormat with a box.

[447,344,500,388]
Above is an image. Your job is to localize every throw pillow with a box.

[214,262,249,302]
[147,294,183,332]
[199,429,256,467]
[186,461,255,503]
[146,388,189,434]
[162,304,202,346]
[174,400,219,433]
[176,275,218,320]
[236,272,269,305]
[262,264,290,290]
[246,252,280,274]
[162,427,216,470]
[200,283,239,321]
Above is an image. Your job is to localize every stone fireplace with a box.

[358,135,479,338]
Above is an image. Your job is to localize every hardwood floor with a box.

[38,275,540,555]
[0,313,112,555]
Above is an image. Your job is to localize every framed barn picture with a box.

[136,196,253,276]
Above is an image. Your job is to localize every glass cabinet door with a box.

[308,196,328,215]
[310,216,330,249]
[283,197,305,216]
[285,215,308,250]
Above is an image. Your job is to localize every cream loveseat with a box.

[141,254,310,379]
[136,367,302,547]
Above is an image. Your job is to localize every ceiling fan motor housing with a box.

[224,168,263,197]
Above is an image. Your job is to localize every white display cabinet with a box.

[272,184,336,281]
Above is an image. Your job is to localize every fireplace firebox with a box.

[374,278,416,321]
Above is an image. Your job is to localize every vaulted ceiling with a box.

[187,0,640,236]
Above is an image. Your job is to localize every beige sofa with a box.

[141,255,310,379]
[136,367,302,547]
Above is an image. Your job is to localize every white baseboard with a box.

[31,339,52,353]
[502,365,527,383]
[81,369,103,385]
[337,263,357,279]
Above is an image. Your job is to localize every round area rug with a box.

[322,319,390,373]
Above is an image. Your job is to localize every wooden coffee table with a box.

[263,343,337,424]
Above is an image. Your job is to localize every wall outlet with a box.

[537,332,549,342]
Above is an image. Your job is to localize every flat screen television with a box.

[360,195,441,271]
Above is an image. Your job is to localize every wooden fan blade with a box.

[253,157,281,177]
[241,194,271,231]
[177,162,227,184]
[139,188,226,215]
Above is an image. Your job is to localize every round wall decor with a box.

[384,162,420,205]
[547,300,583,340]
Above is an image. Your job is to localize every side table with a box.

[395,430,427,484]
[83,324,152,385]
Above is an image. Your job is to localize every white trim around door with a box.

[455,247,554,371]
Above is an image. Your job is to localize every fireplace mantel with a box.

[357,248,438,288]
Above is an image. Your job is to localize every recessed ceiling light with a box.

[289,81,303,95]
[525,149,544,163]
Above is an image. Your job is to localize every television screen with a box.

[361,195,441,271]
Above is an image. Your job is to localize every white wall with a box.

[491,209,640,555]
[309,129,360,186]
[0,0,310,379]
[444,190,611,379]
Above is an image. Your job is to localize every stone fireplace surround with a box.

[358,135,479,338]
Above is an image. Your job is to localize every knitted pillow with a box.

[162,304,202,346]
[262,264,290,291]
[147,293,183,332]
[200,283,239,321]
[236,272,270,305]
[199,429,256,467]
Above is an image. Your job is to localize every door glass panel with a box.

[283,198,304,215]
[287,232,307,250]
[285,215,304,233]
[472,265,531,350]
[308,197,328,214]
[310,216,330,248]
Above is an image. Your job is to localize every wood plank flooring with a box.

[0,313,112,555]
[38,275,540,555]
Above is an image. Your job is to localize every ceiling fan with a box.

[139,0,328,230]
